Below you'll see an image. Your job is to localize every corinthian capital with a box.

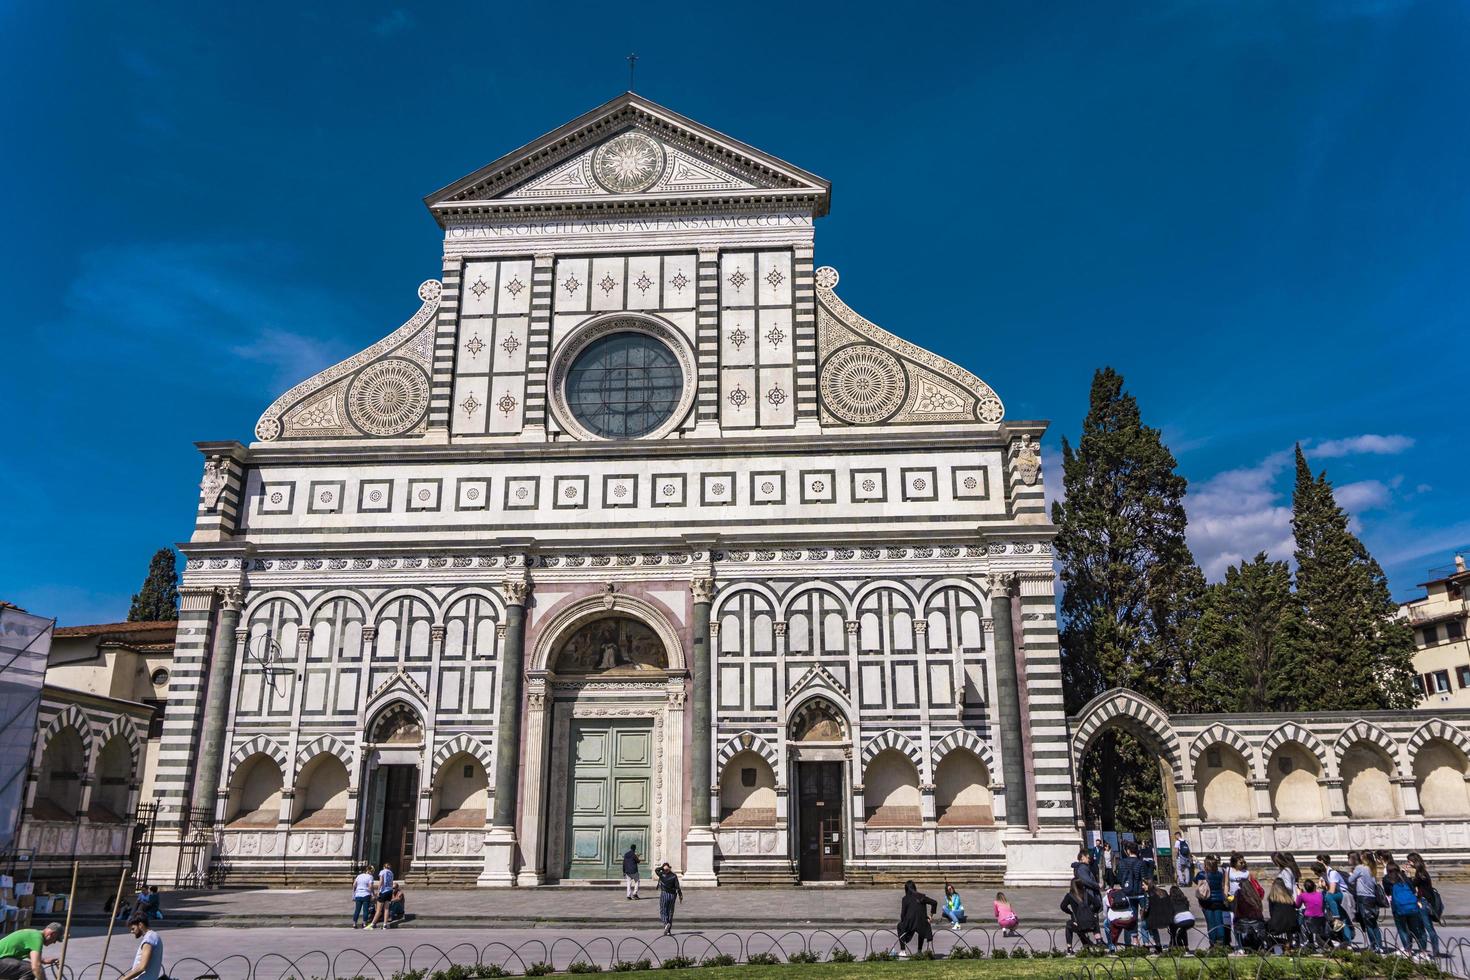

[690,578,715,604]
[218,586,245,612]
[502,578,529,606]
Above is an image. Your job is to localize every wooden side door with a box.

[798,762,844,881]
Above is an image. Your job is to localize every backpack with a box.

[1390,879,1420,916]
[1120,859,1143,897]
[1107,889,1130,910]
[1430,888,1444,923]
[1373,880,1390,910]
[1195,878,1211,902]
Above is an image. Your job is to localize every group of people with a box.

[0,917,161,980]
[109,884,162,922]
[1066,839,1447,961]
[351,862,406,929]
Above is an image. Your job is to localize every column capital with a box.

[773,621,787,637]
[993,572,1019,594]
[233,627,248,644]
[502,579,530,607]
[845,620,860,635]
[913,620,929,636]
[690,578,715,604]
[218,586,245,612]
[430,625,447,644]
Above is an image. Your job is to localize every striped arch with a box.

[1260,723,1331,778]
[1334,720,1403,776]
[94,715,142,780]
[852,579,921,610]
[432,733,493,783]
[712,582,780,617]
[716,731,780,782]
[295,733,355,777]
[38,705,94,766]
[777,581,853,619]
[918,576,991,607]
[932,728,995,775]
[242,590,307,620]
[1069,688,1181,779]
[862,729,924,778]
[368,588,441,622]
[441,587,508,619]
[1190,724,1260,781]
[303,588,371,621]
[1406,718,1470,768]
[228,734,288,777]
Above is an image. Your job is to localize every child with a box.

[1104,884,1137,949]
[941,884,966,930]
[1144,880,1174,953]
[1294,878,1326,950]
[1168,885,1195,949]
[993,891,1020,937]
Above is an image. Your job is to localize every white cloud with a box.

[1309,434,1414,458]
[1333,479,1391,513]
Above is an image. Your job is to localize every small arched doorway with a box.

[361,701,424,873]
[1069,690,1182,857]
[789,696,849,881]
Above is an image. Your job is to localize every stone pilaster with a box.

[684,576,718,885]
[482,576,528,886]
[189,586,245,821]
[991,573,1027,830]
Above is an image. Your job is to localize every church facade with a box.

[152,94,1074,886]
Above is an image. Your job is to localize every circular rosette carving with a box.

[592,132,666,194]
[347,358,430,436]
[819,344,907,424]
[814,266,840,289]
[254,416,282,441]
[976,394,1004,424]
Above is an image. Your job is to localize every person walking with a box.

[896,880,937,958]
[655,862,682,936]
[622,845,642,900]
[1384,861,1430,957]
[352,863,375,927]
[117,915,163,980]
[1061,878,1101,952]
[1175,833,1193,887]
[1347,851,1385,952]
[1407,852,1443,960]
[940,883,966,930]
[365,862,394,930]
[0,923,62,980]
[1194,854,1229,947]
[1101,841,1116,887]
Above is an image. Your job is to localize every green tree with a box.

[128,548,179,622]
[1052,368,1206,711]
[1287,446,1419,709]
[1052,368,1205,830]
[1188,553,1303,712]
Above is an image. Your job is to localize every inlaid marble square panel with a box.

[701,472,737,506]
[456,478,490,511]
[308,480,344,515]
[602,474,638,509]
[800,469,837,505]
[952,466,990,500]
[359,480,393,513]
[750,471,785,505]
[259,481,295,515]
[554,475,589,510]
[505,476,539,510]
[408,479,441,511]
[851,469,888,503]
[652,473,686,507]
[901,467,939,502]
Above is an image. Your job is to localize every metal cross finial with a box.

[627,53,638,91]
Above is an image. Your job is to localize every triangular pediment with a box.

[424,93,830,223]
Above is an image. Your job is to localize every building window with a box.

[1421,625,1439,647]
[1448,620,1465,641]
[1433,670,1452,694]
[1457,665,1470,689]
[565,332,683,438]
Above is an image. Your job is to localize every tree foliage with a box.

[1052,368,1206,714]
[1287,446,1419,709]
[1187,553,1304,712]
[128,548,179,622]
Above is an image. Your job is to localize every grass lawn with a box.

[644,958,1321,979]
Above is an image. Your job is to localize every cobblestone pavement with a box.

[73,881,1470,929]
[51,924,1470,980]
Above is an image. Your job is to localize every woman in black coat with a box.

[897,880,938,957]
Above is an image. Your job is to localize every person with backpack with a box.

[1061,878,1102,951]
[1103,883,1137,950]
[1117,840,1146,939]
[1143,880,1175,953]
[1347,851,1385,952]
[1406,852,1442,960]
[1194,854,1228,947]
[1384,862,1430,957]
[1175,833,1193,886]
[1232,870,1267,951]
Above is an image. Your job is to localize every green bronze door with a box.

[565,719,654,879]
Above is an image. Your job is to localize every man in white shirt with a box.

[118,916,162,980]
[352,864,375,928]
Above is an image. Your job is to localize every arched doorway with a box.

[1069,690,1182,856]
[789,696,849,881]
[523,597,686,885]
[361,701,424,873]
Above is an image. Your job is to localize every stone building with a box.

[148,93,1074,886]
[1401,555,1470,708]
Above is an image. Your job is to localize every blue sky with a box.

[3,1,1468,625]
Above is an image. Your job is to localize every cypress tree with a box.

[1052,368,1205,830]
[1289,446,1419,709]
[1189,553,1302,712]
[128,548,180,622]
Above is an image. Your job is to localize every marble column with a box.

[189,586,245,822]
[482,577,528,886]
[683,576,718,885]
[991,573,1028,829]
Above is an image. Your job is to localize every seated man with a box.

[387,883,406,926]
